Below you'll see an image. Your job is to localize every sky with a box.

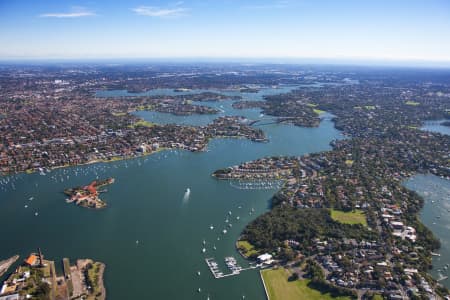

[1,0,450,64]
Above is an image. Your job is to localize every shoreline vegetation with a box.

[236,240,259,259]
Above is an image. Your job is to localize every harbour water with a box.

[0,86,342,299]
[404,174,450,288]
[421,119,450,136]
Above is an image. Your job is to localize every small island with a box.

[64,178,115,209]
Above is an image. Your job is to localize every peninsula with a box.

[0,249,105,300]
[214,72,449,299]
[64,178,115,209]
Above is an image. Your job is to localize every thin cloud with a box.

[132,5,188,18]
[40,7,96,18]
[242,1,292,10]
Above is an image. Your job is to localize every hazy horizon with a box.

[1,0,450,65]
[2,56,450,69]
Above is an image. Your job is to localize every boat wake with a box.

[182,188,191,203]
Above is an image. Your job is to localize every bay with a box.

[0,86,343,299]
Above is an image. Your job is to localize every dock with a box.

[205,257,261,279]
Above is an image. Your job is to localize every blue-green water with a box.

[421,120,450,136]
[0,86,342,299]
[404,174,450,288]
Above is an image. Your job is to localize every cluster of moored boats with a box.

[230,180,283,190]
[437,263,450,282]
[204,256,243,279]
[225,256,242,274]
[205,258,224,278]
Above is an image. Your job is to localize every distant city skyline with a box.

[1,0,450,66]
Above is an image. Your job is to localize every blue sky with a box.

[1,0,450,63]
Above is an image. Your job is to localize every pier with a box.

[205,257,261,279]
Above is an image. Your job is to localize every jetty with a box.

[205,257,261,279]
[0,255,19,277]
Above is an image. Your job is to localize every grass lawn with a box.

[330,209,367,226]
[313,109,325,115]
[237,240,259,257]
[41,263,51,277]
[344,159,354,167]
[112,112,127,117]
[128,119,155,128]
[261,268,350,300]
[86,262,102,299]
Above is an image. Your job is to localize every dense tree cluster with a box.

[242,207,376,254]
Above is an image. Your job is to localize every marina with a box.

[229,180,284,190]
[205,257,260,279]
